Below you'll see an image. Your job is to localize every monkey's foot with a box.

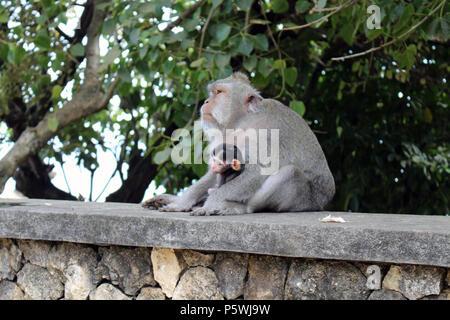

[159,203,193,212]
[190,208,220,216]
[190,206,246,216]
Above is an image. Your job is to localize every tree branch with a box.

[283,0,359,31]
[331,0,447,62]
[162,0,206,33]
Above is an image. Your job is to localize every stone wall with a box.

[1,238,448,300]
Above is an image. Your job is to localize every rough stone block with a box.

[172,266,223,300]
[382,265,445,300]
[284,259,370,300]
[98,246,155,296]
[0,280,25,300]
[136,287,166,300]
[89,283,130,300]
[151,247,186,298]
[244,255,288,300]
[368,288,406,300]
[213,252,248,300]
[17,263,64,300]
[182,250,215,267]
[0,239,21,281]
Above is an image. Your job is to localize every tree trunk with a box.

[14,155,76,200]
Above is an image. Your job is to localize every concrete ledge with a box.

[0,199,448,267]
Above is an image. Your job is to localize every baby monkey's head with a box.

[210,143,243,174]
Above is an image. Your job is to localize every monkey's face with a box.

[211,156,241,174]
[201,74,263,130]
[211,156,228,174]
[201,83,233,126]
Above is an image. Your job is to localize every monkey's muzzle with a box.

[201,113,215,121]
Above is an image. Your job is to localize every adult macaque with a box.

[208,143,244,195]
[142,72,335,215]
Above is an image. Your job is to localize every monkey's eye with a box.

[215,89,223,95]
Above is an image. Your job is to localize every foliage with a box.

[0,0,448,214]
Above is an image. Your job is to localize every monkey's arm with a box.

[216,173,225,187]
[192,165,266,216]
[159,170,216,212]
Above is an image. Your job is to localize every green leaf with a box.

[70,43,85,57]
[252,34,269,51]
[46,5,60,19]
[273,59,286,70]
[12,45,26,64]
[351,61,360,73]
[393,44,416,69]
[285,67,298,87]
[236,0,253,11]
[290,100,306,116]
[338,24,354,46]
[136,60,151,78]
[216,23,231,43]
[139,44,149,59]
[237,37,254,56]
[295,0,310,13]
[366,29,382,41]
[317,0,326,10]
[215,54,230,69]
[393,4,414,35]
[0,43,9,61]
[51,85,62,100]
[38,55,50,67]
[103,45,121,66]
[272,0,289,14]
[129,28,140,45]
[149,34,163,47]
[35,34,51,51]
[305,13,323,25]
[258,58,272,78]
[243,56,258,71]
[41,0,52,8]
[162,59,175,74]
[337,126,343,138]
[212,0,223,8]
[102,19,115,35]
[0,10,9,23]
[118,68,132,82]
[190,58,205,68]
[154,147,172,164]
[183,19,198,32]
[427,17,449,42]
[37,14,47,25]
[48,117,59,132]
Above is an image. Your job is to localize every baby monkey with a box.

[208,143,244,195]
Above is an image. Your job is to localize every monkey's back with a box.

[255,99,335,202]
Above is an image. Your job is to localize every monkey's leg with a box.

[159,170,216,212]
[247,165,316,213]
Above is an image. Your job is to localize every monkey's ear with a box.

[231,159,241,171]
[245,94,262,112]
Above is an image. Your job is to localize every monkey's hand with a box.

[141,194,178,210]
